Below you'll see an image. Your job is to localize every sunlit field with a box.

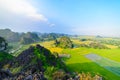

[5,36,120,80]
[34,39,120,80]
[86,54,120,76]
[62,48,120,80]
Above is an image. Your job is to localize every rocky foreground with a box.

[0,44,102,80]
[0,44,66,80]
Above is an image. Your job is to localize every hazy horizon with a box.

[0,0,120,37]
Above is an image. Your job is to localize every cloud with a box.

[49,24,55,27]
[0,0,47,21]
[47,22,55,27]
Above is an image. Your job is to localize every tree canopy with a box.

[0,37,7,51]
[54,36,73,48]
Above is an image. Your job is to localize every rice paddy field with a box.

[10,37,120,80]
[86,54,120,76]
[62,48,120,80]
[38,39,120,80]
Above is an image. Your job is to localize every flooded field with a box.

[85,54,120,76]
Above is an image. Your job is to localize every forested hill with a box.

[0,29,70,44]
[0,29,40,43]
[0,29,20,42]
[0,44,67,80]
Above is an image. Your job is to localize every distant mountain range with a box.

[0,29,69,44]
[0,29,40,44]
[0,29,20,42]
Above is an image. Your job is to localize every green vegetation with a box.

[0,29,20,42]
[38,39,120,80]
[86,54,120,76]
[20,37,35,44]
[0,52,13,69]
[4,44,67,79]
[38,33,69,41]
[0,29,40,44]
[2,29,120,80]
[0,29,69,44]
[20,32,40,44]
[54,36,73,48]
[0,52,13,62]
[62,48,120,80]
[0,37,7,51]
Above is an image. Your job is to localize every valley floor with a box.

[10,40,120,80]
[63,48,120,80]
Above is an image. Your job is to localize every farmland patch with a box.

[85,54,120,76]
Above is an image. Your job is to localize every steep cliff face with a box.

[12,44,59,69]
[0,44,66,80]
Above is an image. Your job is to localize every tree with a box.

[0,37,7,51]
[55,36,73,48]
[54,39,59,47]
[80,38,87,41]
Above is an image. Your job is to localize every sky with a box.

[0,0,120,36]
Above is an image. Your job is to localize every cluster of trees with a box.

[100,39,120,46]
[89,42,108,49]
[54,36,74,48]
[0,37,7,51]
[80,38,92,41]
[78,42,108,49]
[0,37,14,69]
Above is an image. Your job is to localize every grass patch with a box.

[0,52,13,61]
[62,47,120,80]
[11,66,22,74]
